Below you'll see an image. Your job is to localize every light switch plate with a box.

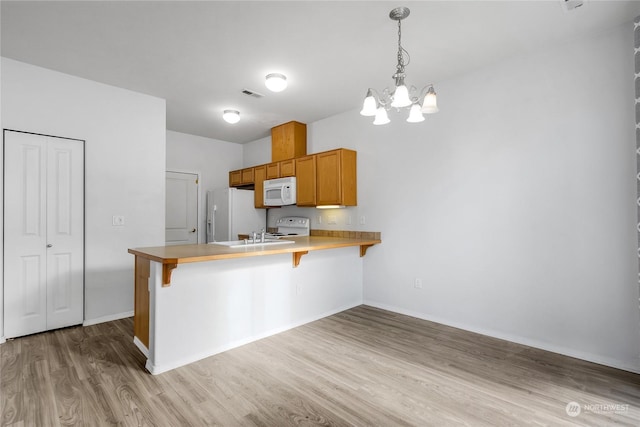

[112,215,125,226]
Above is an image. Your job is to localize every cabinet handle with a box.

[190,228,196,233]
[46,244,53,248]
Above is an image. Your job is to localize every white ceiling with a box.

[2,1,640,143]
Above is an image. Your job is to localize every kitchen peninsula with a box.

[128,234,381,374]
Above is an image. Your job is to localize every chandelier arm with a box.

[368,88,382,99]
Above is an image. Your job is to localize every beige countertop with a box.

[128,235,381,286]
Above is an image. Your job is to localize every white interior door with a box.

[165,171,198,245]
[4,131,84,338]
[45,138,85,330]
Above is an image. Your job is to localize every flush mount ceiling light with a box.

[265,73,288,92]
[360,7,439,125]
[222,109,240,124]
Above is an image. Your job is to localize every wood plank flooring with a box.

[1,305,639,426]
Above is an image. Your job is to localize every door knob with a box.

[46,244,53,248]
[190,228,196,233]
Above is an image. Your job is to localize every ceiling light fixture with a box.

[360,7,439,125]
[265,73,288,92]
[222,109,240,124]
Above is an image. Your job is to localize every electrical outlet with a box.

[328,215,337,225]
[414,278,423,289]
[347,215,352,225]
[359,216,366,225]
[317,215,322,224]
[296,284,302,295]
[112,215,125,226]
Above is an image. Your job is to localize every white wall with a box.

[166,130,243,243]
[1,58,166,332]
[242,136,271,167]
[244,23,640,372]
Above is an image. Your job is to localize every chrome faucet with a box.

[251,231,257,243]
[260,228,266,243]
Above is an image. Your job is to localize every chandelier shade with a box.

[390,84,412,108]
[373,107,390,125]
[407,104,425,123]
[360,7,439,125]
[360,89,378,116]
[421,86,439,114]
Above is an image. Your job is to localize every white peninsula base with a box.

[138,248,363,374]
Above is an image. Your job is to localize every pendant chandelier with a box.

[360,7,439,125]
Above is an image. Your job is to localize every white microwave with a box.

[264,177,296,206]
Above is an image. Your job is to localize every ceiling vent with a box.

[241,88,265,98]
[562,0,585,12]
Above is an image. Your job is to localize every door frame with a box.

[165,169,201,244]
[1,129,86,342]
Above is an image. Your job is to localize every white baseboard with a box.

[363,300,640,375]
[133,336,149,357]
[83,310,134,327]
[147,300,362,375]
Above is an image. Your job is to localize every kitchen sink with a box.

[210,239,295,248]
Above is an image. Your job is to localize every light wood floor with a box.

[1,305,639,426]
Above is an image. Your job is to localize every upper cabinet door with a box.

[316,150,342,205]
[254,165,267,208]
[295,155,317,206]
[266,163,280,180]
[271,121,307,162]
[316,149,357,207]
[279,159,296,177]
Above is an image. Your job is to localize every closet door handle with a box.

[190,228,196,233]
[46,244,53,248]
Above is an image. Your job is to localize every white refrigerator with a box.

[206,188,266,242]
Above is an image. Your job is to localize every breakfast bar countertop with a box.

[128,235,382,286]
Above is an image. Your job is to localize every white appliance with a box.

[264,177,296,206]
[265,216,310,239]
[272,216,310,236]
[206,188,266,242]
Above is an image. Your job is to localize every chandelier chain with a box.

[396,19,410,74]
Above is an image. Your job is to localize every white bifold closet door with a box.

[4,130,84,339]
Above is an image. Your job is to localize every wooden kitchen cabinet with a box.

[295,155,317,206]
[316,149,357,206]
[254,165,266,208]
[229,169,242,187]
[266,162,280,179]
[241,167,254,184]
[272,121,307,162]
[279,159,296,177]
[230,147,356,207]
[229,167,255,187]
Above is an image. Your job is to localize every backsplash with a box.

[266,227,380,240]
[310,230,381,240]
